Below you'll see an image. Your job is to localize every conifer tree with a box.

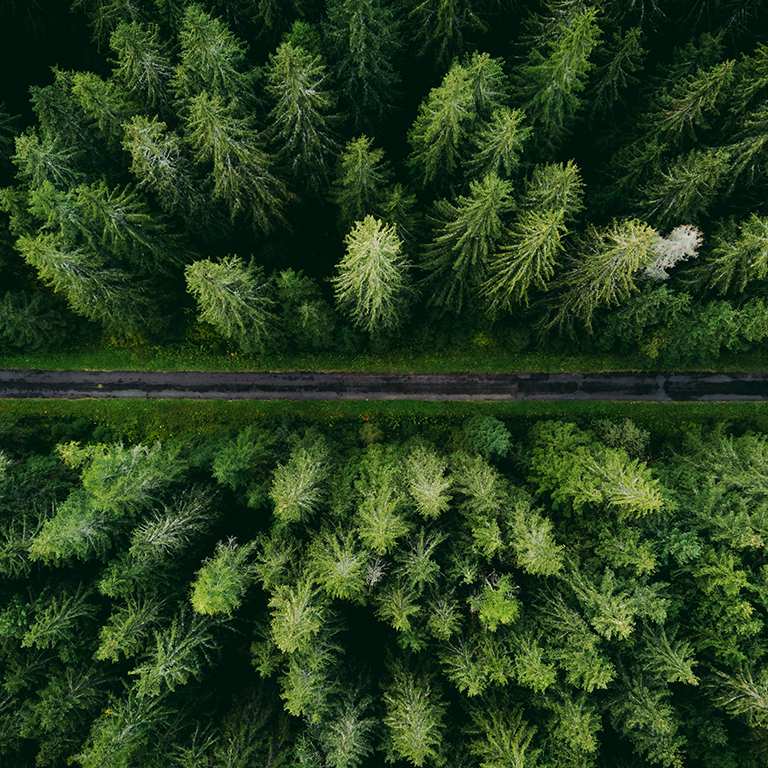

[266,41,339,194]
[324,0,401,131]
[407,0,485,66]
[383,664,446,766]
[130,609,219,697]
[186,91,287,231]
[589,27,646,117]
[13,129,83,189]
[423,172,514,313]
[122,115,202,218]
[702,213,768,294]
[517,6,601,152]
[640,147,730,227]
[173,4,255,105]
[405,446,452,521]
[330,135,391,231]
[309,528,368,603]
[483,160,583,311]
[551,218,658,331]
[95,597,166,662]
[110,21,173,110]
[190,538,259,616]
[15,232,148,334]
[268,579,326,654]
[185,256,275,353]
[407,62,475,188]
[270,437,330,526]
[332,216,411,333]
[467,106,531,180]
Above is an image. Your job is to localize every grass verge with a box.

[2,398,767,446]
[3,339,768,373]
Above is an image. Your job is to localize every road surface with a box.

[0,370,766,401]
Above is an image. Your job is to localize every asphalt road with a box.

[0,369,767,401]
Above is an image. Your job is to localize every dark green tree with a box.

[422,172,514,313]
[324,0,401,131]
[266,42,339,194]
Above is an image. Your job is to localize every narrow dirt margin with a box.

[0,370,767,401]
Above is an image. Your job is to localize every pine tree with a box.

[483,160,583,310]
[517,6,601,152]
[270,437,330,525]
[268,578,326,654]
[383,664,446,766]
[15,232,147,334]
[130,609,218,697]
[185,91,287,231]
[466,107,531,180]
[509,497,564,576]
[551,218,658,331]
[13,129,83,189]
[404,445,452,520]
[407,62,475,188]
[407,0,485,66]
[355,444,412,554]
[324,0,401,131]
[266,41,339,194]
[330,135,391,231]
[95,596,166,662]
[423,172,514,313]
[185,256,275,353]
[468,704,539,768]
[640,147,730,228]
[173,4,256,105]
[122,115,202,218]
[21,585,97,651]
[190,538,258,616]
[589,27,646,117]
[703,214,768,294]
[309,528,368,603]
[70,71,139,147]
[110,21,173,110]
[332,216,411,333]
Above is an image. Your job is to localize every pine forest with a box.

[3,0,768,767]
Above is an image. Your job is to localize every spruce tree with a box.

[324,0,401,131]
[332,216,411,333]
[185,256,275,353]
[330,135,391,231]
[266,41,339,194]
[423,172,515,313]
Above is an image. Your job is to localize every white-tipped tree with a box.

[185,255,275,353]
[333,216,411,334]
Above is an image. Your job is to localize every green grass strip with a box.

[3,340,768,373]
[2,398,767,446]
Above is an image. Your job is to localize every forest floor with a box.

[1,369,767,401]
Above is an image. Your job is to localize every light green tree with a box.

[468,704,539,768]
[270,437,330,525]
[185,256,275,353]
[332,216,411,334]
[404,446,452,520]
[467,107,531,180]
[407,63,475,188]
[269,579,326,654]
[95,597,166,662]
[552,218,658,331]
[190,538,258,616]
[309,528,368,603]
[383,664,446,766]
